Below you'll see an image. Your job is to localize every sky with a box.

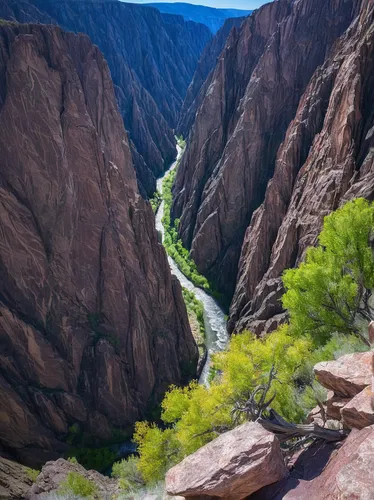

[132,0,269,10]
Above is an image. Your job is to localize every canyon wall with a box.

[230,0,374,333]
[0,0,211,196]
[0,22,197,466]
[173,0,372,327]
[177,15,246,137]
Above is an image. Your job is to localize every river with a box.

[155,145,228,384]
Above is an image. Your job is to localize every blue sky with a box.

[132,0,269,10]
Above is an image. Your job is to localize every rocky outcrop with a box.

[250,425,374,499]
[0,458,33,499]
[165,422,287,499]
[0,22,197,466]
[314,352,373,398]
[341,387,374,430]
[28,458,118,499]
[177,15,246,137]
[229,0,374,333]
[0,0,211,196]
[173,0,361,303]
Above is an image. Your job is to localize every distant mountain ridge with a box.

[143,2,251,32]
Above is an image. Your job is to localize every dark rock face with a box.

[145,2,251,34]
[230,0,374,333]
[177,15,246,138]
[173,0,372,325]
[0,22,197,466]
[0,0,211,196]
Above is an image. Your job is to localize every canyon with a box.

[0,0,211,196]
[1,0,374,495]
[0,21,197,466]
[172,0,374,335]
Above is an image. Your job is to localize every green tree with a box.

[283,198,374,345]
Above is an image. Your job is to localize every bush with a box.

[58,472,97,498]
[149,190,162,213]
[111,456,145,492]
[283,198,374,345]
[25,467,39,482]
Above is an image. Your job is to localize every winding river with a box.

[155,145,228,384]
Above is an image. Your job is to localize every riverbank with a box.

[154,142,228,384]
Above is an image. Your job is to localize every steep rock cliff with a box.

[0,22,197,466]
[177,15,246,137]
[172,0,363,301]
[0,0,211,196]
[230,0,374,333]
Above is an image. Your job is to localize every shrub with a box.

[283,198,374,345]
[111,456,145,492]
[25,467,39,482]
[58,472,97,498]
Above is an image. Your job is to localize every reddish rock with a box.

[165,422,287,499]
[173,0,361,302]
[0,457,33,499]
[326,392,350,421]
[229,0,374,333]
[0,0,212,196]
[341,386,374,430]
[314,352,372,398]
[0,23,197,466]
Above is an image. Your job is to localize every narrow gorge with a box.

[1,0,374,498]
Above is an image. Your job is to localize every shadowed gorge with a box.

[0,0,212,196]
[172,0,373,319]
[0,22,197,467]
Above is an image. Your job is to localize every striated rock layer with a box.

[230,0,374,333]
[173,0,373,327]
[177,15,246,137]
[0,22,198,466]
[0,0,212,196]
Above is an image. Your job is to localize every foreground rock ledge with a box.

[314,352,373,398]
[165,422,287,499]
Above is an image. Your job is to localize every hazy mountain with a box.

[143,2,251,32]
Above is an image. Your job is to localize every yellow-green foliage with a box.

[133,198,372,486]
[162,164,212,292]
[182,287,205,337]
[283,198,374,345]
[149,190,162,213]
[59,472,97,498]
[25,467,39,482]
[112,456,145,493]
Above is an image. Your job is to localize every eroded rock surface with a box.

[229,0,374,332]
[165,422,287,499]
[0,0,211,196]
[173,0,361,302]
[0,22,197,466]
[341,387,374,430]
[0,458,33,499]
[314,352,373,398]
[27,458,118,499]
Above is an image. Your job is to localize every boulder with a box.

[165,422,287,499]
[250,424,374,499]
[326,391,350,421]
[27,458,118,499]
[341,387,374,430]
[314,352,372,397]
